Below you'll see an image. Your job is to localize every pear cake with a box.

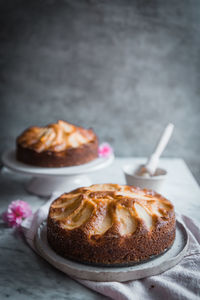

[16,120,98,167]
[47,184,176,265]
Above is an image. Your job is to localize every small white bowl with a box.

[123,164,167,192]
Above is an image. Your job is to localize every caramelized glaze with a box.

[17,120,96,152]
[50,184,174,236]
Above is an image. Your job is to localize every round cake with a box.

[47,184,176,265]
[16,120,98,167]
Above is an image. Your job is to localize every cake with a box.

[47,184,176,265]
[16,120,98,167]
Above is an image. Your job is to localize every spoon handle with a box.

[154,123,174,158]
[146,123,174,175]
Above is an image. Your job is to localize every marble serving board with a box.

[35,220,189,282]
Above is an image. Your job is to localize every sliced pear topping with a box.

[58,120,74,133]
[89,184,119,192]
[51,194,81,208]
[93,210,112,235]
[53,198,82,220]
[116,205,137,235]
[63,202,94,229]
[134,203,153,229]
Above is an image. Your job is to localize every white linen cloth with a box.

[22,194,200,300]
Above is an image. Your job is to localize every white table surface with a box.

[0,157,199,300]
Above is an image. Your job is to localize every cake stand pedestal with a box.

[2,150,114,197]
[26,175,92,197]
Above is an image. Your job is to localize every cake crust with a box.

[16,139,98,167]
[47,184,176,265]
[16,120,98,167]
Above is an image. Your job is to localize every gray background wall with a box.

[0,0,200,183]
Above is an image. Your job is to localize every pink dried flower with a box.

[98,142,113,158]
[2,200,32,228]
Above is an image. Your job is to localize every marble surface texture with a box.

[0,157,200,299]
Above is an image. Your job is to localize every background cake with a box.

[47,184,176,265]
[16,120,98,167]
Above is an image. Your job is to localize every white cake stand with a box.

[2,150,114,197]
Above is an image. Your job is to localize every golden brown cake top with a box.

[17,120,97,152]
[49,184,174,236]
